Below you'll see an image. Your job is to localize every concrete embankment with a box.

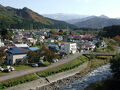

[5,62,88,90]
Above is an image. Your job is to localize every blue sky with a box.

[0,0,120,18]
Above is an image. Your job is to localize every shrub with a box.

[36,55,88,77]
[0,73,38,89]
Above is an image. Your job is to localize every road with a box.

[0,53,82,82]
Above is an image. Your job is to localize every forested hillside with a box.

[0,5,76,30]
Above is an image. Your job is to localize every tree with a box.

[95,42,102,48]
[0,50,6,65]
[0,28,12,40]
[110,54,120,79]
[27,51,40,63]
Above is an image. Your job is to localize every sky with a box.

[0,0,120,18]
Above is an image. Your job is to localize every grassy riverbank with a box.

[0,73,39,89]
[95,38,118,53]
[78,57,110,76]
[36,55,88,77]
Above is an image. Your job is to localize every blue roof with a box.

[7,47,28,55]
[48,44,58,47]
[29,47,39,51]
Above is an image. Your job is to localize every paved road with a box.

[0,53,82,82]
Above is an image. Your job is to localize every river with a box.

[61,64,112,90]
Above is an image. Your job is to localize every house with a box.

[27,38,37,44]
[46,38,55,43]
[60,43,77,54]
[0,39,4,47]
[6,47,28,64]
[13,38,23,44]
[56,36,63,41]
[37,36,45,42]
[15,44,29,48]
[48,44,59,52]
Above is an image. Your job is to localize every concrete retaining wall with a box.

[46,62,88,83]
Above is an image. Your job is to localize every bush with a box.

[36,56,88,77]
[0,73,38,89]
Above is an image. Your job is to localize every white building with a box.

[6,47,28,64]
[0,39,4,47]
[27,38,37,44]
[15,44,29,48]
[46,38,55,43]
[60,43,77,54]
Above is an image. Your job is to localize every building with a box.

[6,47,28,64]
[0,39,4,47]
[56,36,63,41]
[27,38,37,44]
[60,43,77,54]
[46,38,55,43]
[15,44,29,48]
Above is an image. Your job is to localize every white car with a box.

[32,64,39,67]
[10,67,15,71]
[0,67,4,71]
[52,59,59,63]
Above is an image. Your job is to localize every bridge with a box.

[82,52,116,57]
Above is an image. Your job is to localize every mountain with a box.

[67,15,109,24]
[66,16,96,24]
[43,13,88,21]
[74,16,120,29]
[99,15,109,18]
[0,5,76,30]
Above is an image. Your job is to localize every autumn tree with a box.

[0,50,6,65]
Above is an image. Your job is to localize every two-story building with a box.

[60,43,77,54]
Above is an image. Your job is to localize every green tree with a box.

[27,51,39,63]
[0,50,6,65]
[95,42,102,48]
[110,54,120,79]
[0,28,12,40]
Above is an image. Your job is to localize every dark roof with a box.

[6,47,28,55]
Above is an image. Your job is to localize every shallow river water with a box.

[61,64,112,90]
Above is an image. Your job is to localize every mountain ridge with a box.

[0,5,76,30]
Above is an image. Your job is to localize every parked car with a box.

[10,67,15,71]
[0,67,4,71]
[4,68,11,72]
[32,64,39,67]
[39,60,44,64]
[3,66,15,72]
[51,59,59,63]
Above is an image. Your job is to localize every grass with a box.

[79,58,110,76]
[95,45,118,53]
[43,61,52,66]
[36,55,88,77]
[14,65,33,70]
[95,38,118,53]
[66,53,74,58]
[0,73,39,89]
